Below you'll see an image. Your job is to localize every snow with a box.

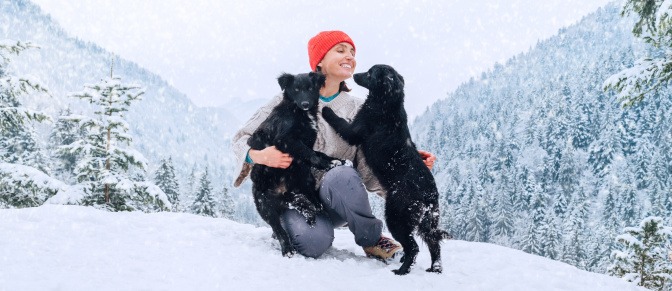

[0,162,66,190]
[0,205,646,291]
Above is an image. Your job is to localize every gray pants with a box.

[279,166,383,258]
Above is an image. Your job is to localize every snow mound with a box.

[0,205,645,290]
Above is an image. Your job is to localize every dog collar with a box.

[320,91,340,102]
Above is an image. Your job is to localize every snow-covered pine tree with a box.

[609,216,672,290]
[0,40,50,173]
[58,64,169,212]
[604,0,672,106]
[191,167,215,217]
[218,185,235,220]
[0,39,56,208]
[490,175,515,245]
[521,180,546,256]
[154,157,180,210]
[48,108,86,183]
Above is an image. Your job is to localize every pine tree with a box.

[491,182,515,243]
[464,193,487,242]
[0,40,55,208]
[0,40,50,174]
[522,183,546,256]
[154,157,180,210]
[49,108,85,183]
[542,214,562,260]
[218,186,235,220]
[58,64,168,212]
[191,167,215,217]
[609,217,672,290]
[604,0,672,106]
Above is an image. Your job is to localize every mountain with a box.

[410,3,672,273]
[0,205,646,290]
[1,0,247,206]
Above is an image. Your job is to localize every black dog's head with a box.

[278,72,326,111]
[353,64,405,98]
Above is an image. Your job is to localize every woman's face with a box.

[317,42,356,82]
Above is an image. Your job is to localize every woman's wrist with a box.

[245,149,255,164]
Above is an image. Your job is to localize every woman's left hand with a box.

[418,150,436,170]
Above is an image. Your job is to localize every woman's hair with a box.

[316,66,351,92]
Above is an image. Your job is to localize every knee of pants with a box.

[280,209,334,258]
[320,166,367,205]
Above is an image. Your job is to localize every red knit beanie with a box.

[307,30,356,72]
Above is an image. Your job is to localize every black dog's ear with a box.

[383,73,396,89]
[278,73,294,91]
[309,71,326,87]
[383,72,405,90]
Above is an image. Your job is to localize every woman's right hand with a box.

[248,146,293,168]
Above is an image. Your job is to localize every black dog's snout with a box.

[301,101,310,110]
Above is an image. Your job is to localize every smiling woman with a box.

[309,31,357,96]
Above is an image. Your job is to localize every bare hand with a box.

[418,150,436,170]
[249,146,293,169]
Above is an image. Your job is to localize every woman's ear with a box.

[277,73,294,90]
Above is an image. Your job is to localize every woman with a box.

[232,30,436,259]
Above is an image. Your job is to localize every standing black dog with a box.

[322,65,451,275]
[248,72,343,257]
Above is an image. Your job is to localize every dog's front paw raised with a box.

[321,107,337,120]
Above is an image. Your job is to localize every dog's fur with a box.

[248,72,342,257]
[322,65,450,275]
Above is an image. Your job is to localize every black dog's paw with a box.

[321,107,337,120]
[339,159,353,168]
[306,214,316,226]
[311,155,335,170]
[281,247,296,258]
[426,265,442,273]
[303,209,317,226]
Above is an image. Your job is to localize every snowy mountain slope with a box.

[0,205,645,291]
[1,0,238,189]
[410,3,672,273]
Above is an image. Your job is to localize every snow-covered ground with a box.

[0,205,644,291]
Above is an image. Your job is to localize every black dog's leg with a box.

[386,200,423,275]
[253,189,296,257]
[419,207,443,273]
[275,137,334,170]
[389,227,419,275]
[248,129,270,150]
[281,191,320,226]
[321,107,364,145]
[419,202,453,273]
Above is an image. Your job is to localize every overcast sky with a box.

[31,0,614,119]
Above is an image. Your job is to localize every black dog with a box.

[248,72,343,257]
[322,65,450,275]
